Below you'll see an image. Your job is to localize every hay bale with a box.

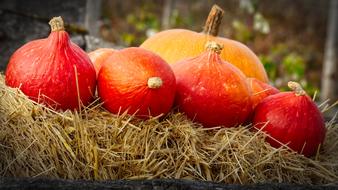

[0,74,337,184]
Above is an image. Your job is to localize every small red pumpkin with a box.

[88,48,115,76]
[253,81,326,157]
[5,17,96,110]
[247,78,279,109]
[172,41,252,128]
[97,47,176,118]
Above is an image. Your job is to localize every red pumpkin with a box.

[5,17,96,110]
[88,48,115,76]
[253,81,326,157]
[247,78,279,109]
[172,41,252,128]
[97,47,176,118]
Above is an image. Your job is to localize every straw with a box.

[0,74,337,184]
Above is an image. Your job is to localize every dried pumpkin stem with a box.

[288,81,306,96]
[49,16,65,31]
[202,4,224,36]
[205,41,223,54]
[147,77,163,89]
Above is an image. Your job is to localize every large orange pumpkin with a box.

[140,5,268,82]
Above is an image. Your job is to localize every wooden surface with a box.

[0,178,337,190]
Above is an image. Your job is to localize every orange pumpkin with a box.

[97,47,176,118]
[88,48,115,76]
[140,5,268,82]
[247,78,279,109]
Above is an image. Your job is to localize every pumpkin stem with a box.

[288,81,306,96]
[147,77,163,89]
[49,16,65,32]
[205,41,223,54]
[202,4,224,36]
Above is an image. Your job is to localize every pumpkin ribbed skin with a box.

[141,29,268,82]
[5,17,96,110]
[172,42,252,128]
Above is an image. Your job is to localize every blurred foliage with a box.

[121,3,193,46]
[101,0,326,96]
[253,13,270,34]
[122,4,160,46]
[234,0,318,96]
[232,20,253,42]
[170,9,194,27]
[259,46,318,95]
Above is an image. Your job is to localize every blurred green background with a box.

[97,0,333,98]
[0,0,337,101]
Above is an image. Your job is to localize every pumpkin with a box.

[5,17,96,110]
[140,5,268,82]
[172,41,252,128]
[88,48,115,76]
[247,77,279,109]
[97,47,176,118]
[252,81,326,157]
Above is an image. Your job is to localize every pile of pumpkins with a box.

[4,6,326,158]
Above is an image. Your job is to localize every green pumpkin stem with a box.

[49,16,65,32]
[203,4,224,36]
